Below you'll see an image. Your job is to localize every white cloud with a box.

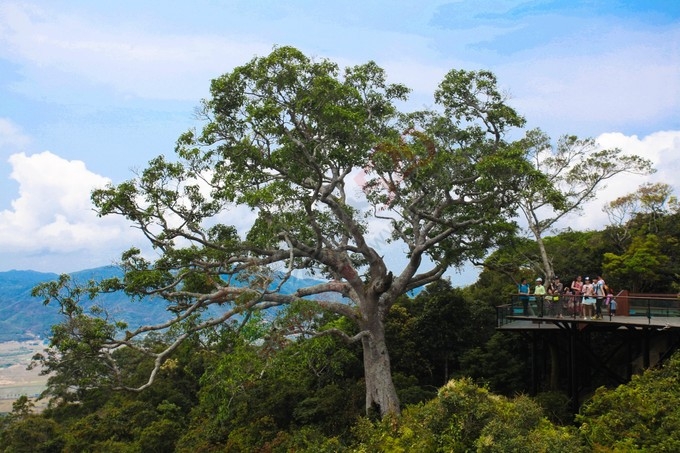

[0,152,139,268]
[563,130,680,232]
[0,149,265,272]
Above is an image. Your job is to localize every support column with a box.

[569,322,579,414]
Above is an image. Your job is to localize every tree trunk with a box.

[361,314,400,417]
[535,232,554,280]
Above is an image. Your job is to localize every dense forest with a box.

[1,206,679,451]
[2,47,679,451]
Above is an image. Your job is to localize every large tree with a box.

[52,47,529,417]
[515,129,654,280]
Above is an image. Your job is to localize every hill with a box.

[0,267,332,343]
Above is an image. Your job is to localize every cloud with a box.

[0,2,270,101]
[0,151,140,270]
[0,118,31,150]
[563,130,680,232]
[0,149,265,273]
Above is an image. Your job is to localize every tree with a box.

[602,234,670,292]
[577,350,680,451]
[604,182,675,249]
[352,378,584,452]
[515,129,654,280]
[30,274,125,403]
[39,47,530,417]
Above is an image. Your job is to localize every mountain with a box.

[0,270,61,342]
[0,267,334,343]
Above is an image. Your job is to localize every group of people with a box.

[518,275,617,319]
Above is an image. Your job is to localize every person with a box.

[581,276,596,319]
[548,276,564,317]
[609,296,617,316]
[534,277,546,316]
[594,275,606,320]
[562,285,574,317]
[518,278,531,315]
[570,276,584,317]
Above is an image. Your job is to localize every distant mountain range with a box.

[0,266,330,343]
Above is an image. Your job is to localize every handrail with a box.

[499,293,680,326]
[623,294,680,301]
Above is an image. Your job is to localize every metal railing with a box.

[497,294,585,326]
[627,295,680,323]
[497,293,680,327]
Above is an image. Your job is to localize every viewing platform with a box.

[497,292,680,330]
[495,292,680,414]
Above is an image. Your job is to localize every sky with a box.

[0,1,679,285]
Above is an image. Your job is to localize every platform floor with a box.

[499,315,680,331]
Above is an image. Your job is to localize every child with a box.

[609,297,617,316]
[605,289,614,315]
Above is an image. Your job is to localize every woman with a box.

[581,276,596,319]
[571,275,584,317]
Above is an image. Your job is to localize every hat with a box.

[553,276,559,280]
[585,276,590,280]
[536,277,543,282]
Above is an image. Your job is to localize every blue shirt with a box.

[518,283,530,295]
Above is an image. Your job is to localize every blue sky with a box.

[0,1,679,283]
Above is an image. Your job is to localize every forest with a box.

[1,46,679,452]
[2,206,680,451]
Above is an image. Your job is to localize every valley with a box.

[0,340,49,413]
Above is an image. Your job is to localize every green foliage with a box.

[479,211,680,295]
[459,332,532,396]
[533,391,573,425]
[29,274,126,401]
[0,415,64,453]
[603,234,670,292]
[177,313,364,451]
[390,281,496,387]
[544,230,610,281]
[577,351,680,451]
[475,228,611,290]
[351,378,584,452]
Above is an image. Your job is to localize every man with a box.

[518,278,531,315]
